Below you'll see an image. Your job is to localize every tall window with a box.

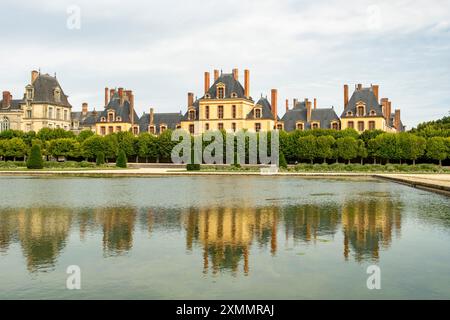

[297,123,303,130]
[100,126,106,135]
[108,112,114,122]
[48,107,53,119]
[232,105,236,119]
[255,123,261,132]
[217,87,225,99]
[255,109,261,118]
[218,123,224,130]
[116,126,122,132]
[189,124,195,134]
[189,110,195,121]
[26,88,33,100]
[149,126,155,134]
[56,109,61,120]
[358,121,365,131]
[231,123,236,132]
[348,121,354,129]
[369,121,375,130]
[108,126,114,134]
[0,117,10,132]
[357,106,365,117]
[332,122,339,130]
[27,110,32,118]
[217,106,224,119]
[64,110,68,121]
[205,106,210,119]
[205,123,209,131]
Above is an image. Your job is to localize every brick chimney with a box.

[31,70,39,84]
[244,69,250,98]
[188,92,194,107]
[372,85,379,102]
[271,89,278,123]
[357,83,363,90]
[149,108,154,125]
[232,68,239,81]
[82,102,88,115]
[129,92,135,125]
[344,84,349,107]
[110,89,116,100]
[306,99,311,123]
[104,87,109,106]
[118,87,124,105]
[204,72,210,94]
[214,69,219,81]
[285,99,289,113]
[314,98,317,109]
[387,101,392,124]
[381,98,389,119]
[2,91,12,109]
[293,98,298,108]
[394,109,401,132]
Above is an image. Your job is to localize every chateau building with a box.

[340,84,405,132]
[0,69,406,135]
[0,70,72,132]
[180,69,278,134]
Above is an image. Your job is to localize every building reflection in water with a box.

[342,198,402,262]
[0,195,403,274]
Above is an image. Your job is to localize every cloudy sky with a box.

[0,0,449,128]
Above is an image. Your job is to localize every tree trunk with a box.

[146,157,148,163]
[310,159,313,164]
[323,158,326,164]
[136,155,139,163]
[413,159,416,166]
[348,159,351,165]
[361,158,363,165]
[439,159,442,166]
[336,158,339,164]
[373,158,376,165]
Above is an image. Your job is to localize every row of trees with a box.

[0,127,448,165]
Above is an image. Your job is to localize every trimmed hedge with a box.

[26,145,44,169]
[116,149,127,168]
[186,164,201,171]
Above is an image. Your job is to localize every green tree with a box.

[279,151,288,168]
[297,135,317,164]
[336,137,358,164]
[367,139,380,164]
[77,130,95,142]
[398,133,426,165]
[374,133,399,164]
[6,137,28,161]
[0,140,7,161]
[316,135,335,163]
[157,129,175,162]
[116,131,136,158]
[116,149,127,168]
[103,134,119,161]
[426,136,448,166]
[48,138,78,159]
[26,144,44,169]
[81,135,106,160]
[96,152,105,165]
[137,132,158,162]
[356,140,368,165]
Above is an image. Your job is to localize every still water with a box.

[0,176,449,299]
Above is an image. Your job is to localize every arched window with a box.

[231,92,237,98]
[296,123,303,130]
[370,110,376,116]
[0,117,10,132]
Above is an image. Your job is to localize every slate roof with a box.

[281,106,340,131]
[181,99,200,121]
[246,96,277,120]
[139,112,183,134]
[0,99,23,111]
[72,111,98,126]
[29,74,72,107]
[97,92,139,123]
[341,87,383,117]
[205,73,250,100]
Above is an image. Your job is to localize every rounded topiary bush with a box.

[279,152,288,169]
[116,149,127,168]
[27,144,44,169]
[96,152,105,166]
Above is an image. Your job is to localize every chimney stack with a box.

[188,92,194,107]
[149,108,154,125]
[387,101,392,124]
[314,98,317,110]
[344,84,349,107]
[372,85,379,102]
[2,91,11,109]
[285,99,289,113]
[214,69,219,81]
[357,83,363,90]
[82,102,88,115]
[31,70,39,84]
[394,109,401,132]
[204,72,210,94]
[118,87,124,105]
[381,98,388,119]
[232,68,239,81]
[293,98,298,108]
[129,92,135,125]
[306,99,311,123]
[271,89,278,124]
[244,69,250,98]
[104,87,109,106]
[110,88,116,100]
